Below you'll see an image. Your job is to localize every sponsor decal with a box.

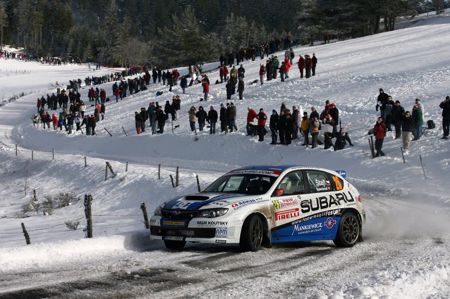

[162,220,185,226]
[324,217,336,229]
[272,198,298,210]
[300,191,355,213]
[150,219,158,225]
[292,222,323,235]
[275,208,300,221]
[292,210,341,225]
[231,199,257,209]
[196,220,228,226]
[215,227,228,238]
[230,169,281,176]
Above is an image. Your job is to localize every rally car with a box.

[150,165,365,251]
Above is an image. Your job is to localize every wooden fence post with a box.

[140,202,150,229]
[84,156,87,167]
[104,128,113,137]
[196,175,201,192]
[158,164,161,180]
[21,222,30,245]
[84,195,93,238]
[170,175,175,188]
[368,136,375,158]
[31,150,34,161]
[419,155,427,179]
[105,162,115,181]
[52,148,55,160]
[33,189,37,201]
[125,161,128,172]
[176,167,179,187]
[15,144,18,156]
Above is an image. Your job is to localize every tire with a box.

[334,212,361,247]
[240,215,264,252]
[164,240,186,251]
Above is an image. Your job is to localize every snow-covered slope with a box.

[0,17,450,298]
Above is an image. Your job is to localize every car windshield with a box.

[203,174,277,195]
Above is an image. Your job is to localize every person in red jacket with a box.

[52,113,58,130]
[201,74,210,101]
[256,108,267,141]
[373,117,386,157]
[247,107,257,136]
[219,65,229,83]
[284,57,292,79]
[298,55,305,78]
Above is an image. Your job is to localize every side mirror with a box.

[274,188,284,197]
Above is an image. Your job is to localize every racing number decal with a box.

[332,176,343,191]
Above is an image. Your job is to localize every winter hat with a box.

[272,109,277,114]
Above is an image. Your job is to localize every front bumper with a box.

[149,216,240,244]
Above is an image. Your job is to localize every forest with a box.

[0,0,448,67]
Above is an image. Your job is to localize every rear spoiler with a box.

[335,170,347,179]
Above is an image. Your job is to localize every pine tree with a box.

[155,6,219,67]
[0,2,7,50]
[99,0,119,64]
[222,13,249,52]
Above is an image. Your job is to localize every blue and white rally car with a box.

[150,166,365,251]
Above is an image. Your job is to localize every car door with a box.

[292,169,342,240]
[270,170,306,229]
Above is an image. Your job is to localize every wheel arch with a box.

[341,207,363,227]
[240,212,270,243]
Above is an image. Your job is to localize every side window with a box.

[305,170,333,193]
[274,171,306,196]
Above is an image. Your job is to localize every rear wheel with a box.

[164,240,186,250]
[240,215,264,252]
[334,212,361,247]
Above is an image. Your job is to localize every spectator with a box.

[373,117,386,157]
[440,96,450,139]
[207,106,218,134]
[256,108,267,142]
[270,110,279,144]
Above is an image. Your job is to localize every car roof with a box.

[231,165,344,176]
[233,165,300,172]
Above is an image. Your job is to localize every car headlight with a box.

[154,204,164,216]
[198,208,229,218]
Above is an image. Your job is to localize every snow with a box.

[0,15,450,298]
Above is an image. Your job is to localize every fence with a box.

[0,143,205,246]
[0,197,149,246]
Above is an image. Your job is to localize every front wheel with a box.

[164,240,186,251]
[240,215,264,252]
[334,212,361,247]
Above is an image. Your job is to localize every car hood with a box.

[163,193,261,210]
